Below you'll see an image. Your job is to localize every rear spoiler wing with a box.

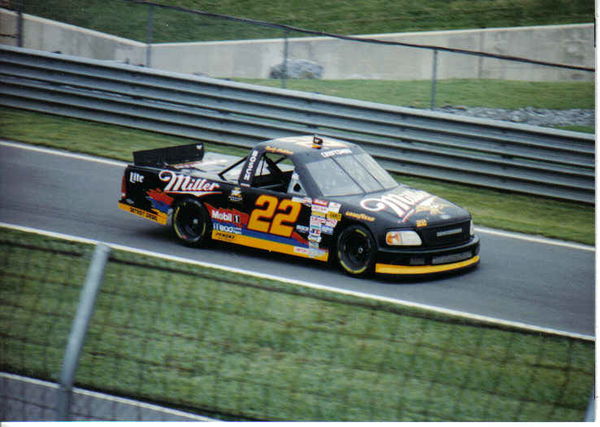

[133,143,205,167]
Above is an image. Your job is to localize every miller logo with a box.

[361,189,432,220]
[159,170,220,197]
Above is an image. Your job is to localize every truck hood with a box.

[353,185,471,227]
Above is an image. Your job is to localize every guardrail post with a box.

[281,29,290,89]
[16,0,24,48]
[585,390,595,422]
[56,243,111,421]
[145,4,155,67]
[430,49,439,110]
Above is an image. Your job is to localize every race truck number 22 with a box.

[248,195,301,238]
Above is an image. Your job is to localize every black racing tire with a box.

[336,224,376,276]
[172,198,212,247]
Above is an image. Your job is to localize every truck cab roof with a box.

[256,135,360,164]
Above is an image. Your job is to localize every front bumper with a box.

[374,235,480,276]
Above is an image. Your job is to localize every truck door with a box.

[237,150,328,261]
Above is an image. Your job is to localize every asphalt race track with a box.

[0,141,594,338]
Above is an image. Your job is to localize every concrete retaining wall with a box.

[0,8,593,81]
[152,24,594,81]
[0,8,145,65]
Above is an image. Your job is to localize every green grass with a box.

[22,0,594,43]
[0,227,594,421]
[0,106,594,245]
[557,125,595,133]
[394,175,594,244]
[0,107,248,159]
[239,79,596,110]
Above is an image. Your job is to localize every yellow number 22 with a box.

[248,195,301,238]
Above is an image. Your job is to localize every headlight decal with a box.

[385,230,422,246]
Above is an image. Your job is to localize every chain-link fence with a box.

[0,226,594,421]
[1,0,594,121]
[1,372,211,421]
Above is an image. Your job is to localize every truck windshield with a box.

[304,153,398,197]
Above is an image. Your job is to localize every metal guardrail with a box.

[0,45,594,203]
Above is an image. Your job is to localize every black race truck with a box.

[119,135,480,277]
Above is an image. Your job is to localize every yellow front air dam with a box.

[375,256,480,275]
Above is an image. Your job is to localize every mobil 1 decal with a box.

[205,203,249,235]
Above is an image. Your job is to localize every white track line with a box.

[474,226,595,252]
[0,140,127,168]
[1,140,594,252]
[1,222,593,341]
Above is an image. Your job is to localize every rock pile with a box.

[435,106,595,128]
[270,59,324,79]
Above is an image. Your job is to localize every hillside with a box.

[22,0,594,43]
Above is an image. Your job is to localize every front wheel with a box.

[336,224,376,276]
[172,198,212,247]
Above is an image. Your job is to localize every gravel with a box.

[432,106,595,129]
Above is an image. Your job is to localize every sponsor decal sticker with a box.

[326,211,342,221]
[213,230,236,241]
[294,247,327,259]
[206,204,249,228]
[296,225,310,233]
[265,145,294,156]
[159,170,220,197]
[229,187,243,203]
[311,205,329,214]
[321,148,352,158]
[360,189,432,221]
[129,172,144,184]
[310,216,327,226]
[321,225,334,235]
[345,211,376,222]
[292,196,312,206]
[242,150,260,183]
[119,203,168,225]
[213,223,243,235]
[328,202,341,213]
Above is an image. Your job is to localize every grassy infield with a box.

[1,0,596,421]
[0,228,595,421]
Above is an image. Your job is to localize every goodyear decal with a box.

[345,211,375,222]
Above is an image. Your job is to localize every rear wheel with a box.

[336,224,376,276]
[172,198,212,247]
